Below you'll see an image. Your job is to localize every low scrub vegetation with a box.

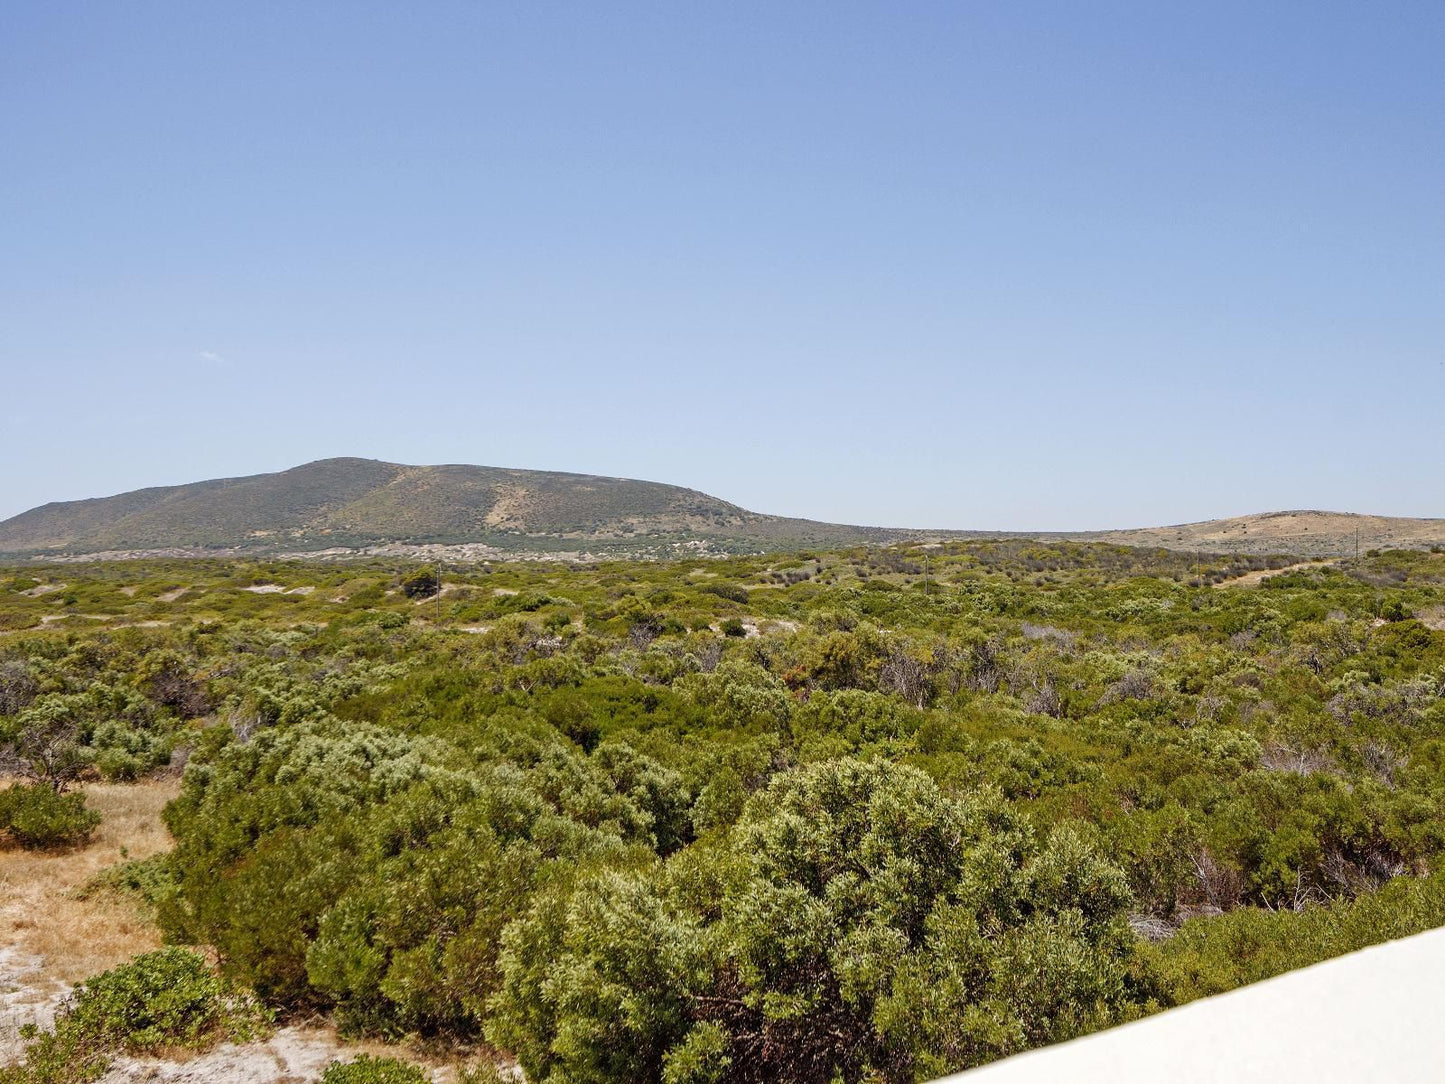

[320,1056,430,1084]
[1,948,269,1084]
[2,542,1444,1080]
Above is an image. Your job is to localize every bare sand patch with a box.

[20,584,66,598]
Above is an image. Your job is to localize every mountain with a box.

[0,458,896,558]
[2,458,1442,560]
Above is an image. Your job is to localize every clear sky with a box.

[2,2,1442,530]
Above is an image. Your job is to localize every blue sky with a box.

[2,2,1441,529]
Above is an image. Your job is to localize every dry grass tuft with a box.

[0,779,179,984]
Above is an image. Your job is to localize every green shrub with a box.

[699,582,748,604]
[719,618,746,638]
[78,852,177,912]
[1144,870,1445,1004]
[491,760,1139,1084]
[2,948,269,1084]
[64,947,265,1051]
[401,567,441,600]
[0,785,101,850]
[91,721,171,782]
[320,1055,430,1084]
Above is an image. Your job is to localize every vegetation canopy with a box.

[2,539,1444,1081]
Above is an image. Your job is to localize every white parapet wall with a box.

[939,926,1445,1083]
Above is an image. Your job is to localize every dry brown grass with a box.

[1087,511,1445,557]
[0,778,179,985]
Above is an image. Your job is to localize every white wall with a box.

[939,927,1445,1083]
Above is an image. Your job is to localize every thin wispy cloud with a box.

[197,350,229,367]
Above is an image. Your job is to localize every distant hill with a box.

[1062,510,1445,559]
[1,459,1441,560]
[0,458,897,558]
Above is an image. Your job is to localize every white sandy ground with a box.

[0,946,68,1064]
[97,1027,346,1083]
[940,926,1445,1083]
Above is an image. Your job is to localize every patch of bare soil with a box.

[98,1027,521,1084]
[0,946,66,1065]
[19,584,66,598]
[482,485,533,529]
[1215,560,1333,588]
[99,1026,353,1083]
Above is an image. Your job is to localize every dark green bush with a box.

[491,760,1139,1084]
[1144,870,1445,1004]
[699,582,749,604]
[78,852,177,912]
[0,785,101,850]
[401,567,441,599]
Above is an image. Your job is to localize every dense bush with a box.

[700,582,750,604]
[490,760,1139,1084]
[401,566,441,599]
[0,784,101,849]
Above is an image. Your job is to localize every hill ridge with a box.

[2,459,1442,560]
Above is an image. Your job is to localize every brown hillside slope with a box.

[1069,510,1445,558]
